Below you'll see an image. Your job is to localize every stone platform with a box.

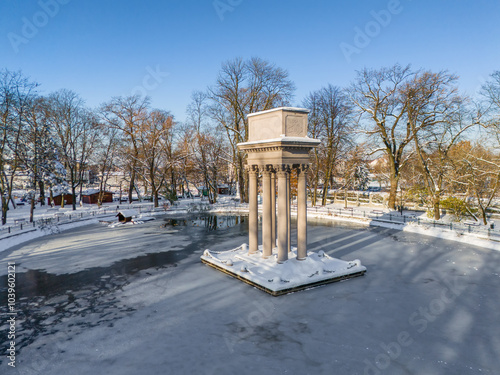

[201,245,367,296]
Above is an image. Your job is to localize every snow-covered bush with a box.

[439,197,476,222]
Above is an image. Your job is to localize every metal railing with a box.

[0,203,168,238]
[2,199,498,241]
[304,205,500,239]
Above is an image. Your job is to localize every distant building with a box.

[81,189,113,204]
[218,185,230,195]
[116,210,137,223]
[48,193,73,206]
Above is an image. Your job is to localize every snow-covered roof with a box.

[52,192,71,197]
[82,189,100,195]
[246,107,310,118]
[116,210,138,218]
[82,189,113,196]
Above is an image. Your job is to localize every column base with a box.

[201,245,367,296]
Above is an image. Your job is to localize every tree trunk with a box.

[154,191,159,208]
[312,170,319,207]
[481,207,488,225]
[321,167,331,206]
[238,155,247,203]
[388,175,398,210]
[39,180,45,206]
[68,167,76,210]
[129,169,136,204]
[433,199,441,220]
[79,184,84,207]
[30,198,35,223]
[98,180,104,207]
[71,185,77,211]
[321,180,330,206]
[1,196,7,225]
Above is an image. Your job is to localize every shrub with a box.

[440,197,475,222]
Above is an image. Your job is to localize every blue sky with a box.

[1,0,499,121]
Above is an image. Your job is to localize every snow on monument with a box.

[201,107,367,295]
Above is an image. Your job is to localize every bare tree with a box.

[304,85,353,206]
[101,95,149,203]
[192,127,230,204]
[0,70,38,224]
[174,124,197,198]
[135,109,175,207]
[349,64,415,210]
[481,71,500,115]
[48,89,98,210]
[208,57,295,202]
[405,70,478,219]
[450,141,500,225]
[187,91,209,132]
[18,96,58,221]
[338,145,370,208]
[93,124,122,206]
[302,90,323,205]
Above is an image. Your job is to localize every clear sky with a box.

[1,0,499,122]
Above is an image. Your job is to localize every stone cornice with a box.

[237,137,321,152]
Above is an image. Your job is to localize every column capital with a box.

[297,164,310,173]
[259,165,275,174]
[274,164,291,174]
[246,165,259,174]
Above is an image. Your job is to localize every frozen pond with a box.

[1,214,500,374]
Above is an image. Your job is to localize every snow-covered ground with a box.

[1,215,500,374]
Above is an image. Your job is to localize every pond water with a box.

[1,213,499,374]
[162,214,246,231]
[0,214,248,357]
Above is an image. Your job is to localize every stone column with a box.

[271,172,276,248]
[277,166,289,263]
[297,165,308,260]
[287,169,291,253]
[248,166,259,254]
[262,167,273,258]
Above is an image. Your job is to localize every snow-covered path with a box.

[1,215,499,374]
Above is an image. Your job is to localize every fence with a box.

[0,203,167,238]
[191,199,500,240]
[303,205,500,240]
[2,199,499,241]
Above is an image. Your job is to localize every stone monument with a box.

[201,107,366,296]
